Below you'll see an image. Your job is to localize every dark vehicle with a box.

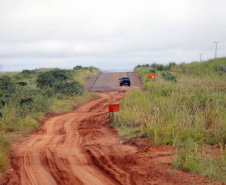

[119,77,131,86]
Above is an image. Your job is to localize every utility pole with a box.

[198,54,203,62]
[214,42,220,59]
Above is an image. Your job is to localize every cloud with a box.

[0,0,226,71]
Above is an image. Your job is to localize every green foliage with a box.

[173,139,226,182]
[0,137,11,173]
[72,66,101,84]
[73,65,83,70]
[36,69,69,88]
[112,57,226,182]
[156,64,164,71]
[171,57,226,76]
[35,68,87,97]
[17,82,27,86]
[135,62,177,72]
[135,64,151,69]
[22,69,36,75]
[161,71,177,82]
[164,62,176,70]
[73,65,99,71]
[173,137,198,170]
[113,58,226,146]
[149,69,156,73]
[0,76,12,90]
[21,70,36,78]
[54,81,84,95]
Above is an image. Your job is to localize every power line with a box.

[213,42,220,58]
[198,54,203,62]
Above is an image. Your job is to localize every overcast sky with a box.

[0,0,226,72]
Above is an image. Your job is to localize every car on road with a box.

[119,77,131,86]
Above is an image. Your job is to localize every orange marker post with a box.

[147,73,155,79]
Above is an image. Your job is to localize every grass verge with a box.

[111,58,226,182]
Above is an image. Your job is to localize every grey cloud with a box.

[0,0,225,71]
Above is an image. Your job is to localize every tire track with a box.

[6,92,224,185]
[7,92,127,185]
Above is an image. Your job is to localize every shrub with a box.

[0,76,12,90]
[149,69,156,73]
[54,81,84,95]
[36,69,69,88]
[165,62,176,70]
[161,72,177,82]
[22,69,36,75]
[73,65,83,70]
[157,64,164,71]
[21,70,36,78]
[17,82,27,86]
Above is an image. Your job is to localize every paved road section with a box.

[84,72,142,92]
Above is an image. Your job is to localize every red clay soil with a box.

[2,92,225,185]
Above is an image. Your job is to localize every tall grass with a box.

[172,138,226,182]
[112,58,226,181]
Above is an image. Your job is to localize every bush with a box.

[149,69,156,73]
[0,76,12,90]
[161,72,177,82]
[73,65,83,70]
[22,69,36,75]
[165,62,176,70]
[54,81,84,95]
[36,69,69,88]
[21,70,36,78]
[17,82,27,86]
[157,65,164,71]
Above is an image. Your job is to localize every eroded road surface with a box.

[5,73,225,185]
[8,92,127,185]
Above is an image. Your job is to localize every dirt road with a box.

[8,92,124,185]
[4,73,225,185]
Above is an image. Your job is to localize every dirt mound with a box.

[3,92,225,185]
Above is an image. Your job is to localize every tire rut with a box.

[5,92,225,185]
[7,92,127,185]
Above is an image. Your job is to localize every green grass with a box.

[48,92,100,114]
[112,57,226,181]
[0,66,101,175]
[172,139,226,182]
[0,137,10,173]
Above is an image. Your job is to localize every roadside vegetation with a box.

[0,66,101,174]
[112,57,226,182]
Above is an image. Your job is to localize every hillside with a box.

[112,57,226,181]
